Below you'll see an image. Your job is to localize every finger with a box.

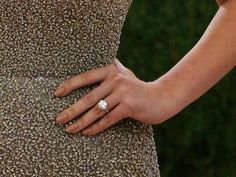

[81,104,126,136]
[54,64,116,97]
[56,79,113,124]
[65,93,120,134]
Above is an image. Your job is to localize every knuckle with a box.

[122,98,133,113]
[57,84,67,94]
[93,126,102,134]
[67,105,77,117]
[93,105,103,116]
[104,113,114,124]
[104,117,112,125]
[72,121,80,130]
[87,127,94,134]
[77,119,85,128]
[83,93,95,106]
[77,72,88,84]
[61,79,74,92]
[113,73,124,85]
[122,97,130,107]
[97,120,104,129]
[71,74,83,85]
[63,79,71,88]
[93,128,102,135]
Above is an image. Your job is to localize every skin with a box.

[216,0,228,6]
[54,0,236,136]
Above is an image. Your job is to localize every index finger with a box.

[54,63,116,97]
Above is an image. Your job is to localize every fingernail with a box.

[65,124,77,133]
[56,113,68,123]
[54,86,65,96]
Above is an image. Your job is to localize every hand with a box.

[53,59,174,136]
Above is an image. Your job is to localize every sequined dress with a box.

[0,1,160,176]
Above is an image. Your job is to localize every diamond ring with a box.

[98,99,109,113]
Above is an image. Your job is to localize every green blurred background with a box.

[117,0,236,176]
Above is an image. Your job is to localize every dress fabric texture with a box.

[0,1,160,176]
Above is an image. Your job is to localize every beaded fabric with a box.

[0,0,160,176]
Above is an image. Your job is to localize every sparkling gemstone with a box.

[98,100,107,110]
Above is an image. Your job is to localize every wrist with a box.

[147,78,186,123]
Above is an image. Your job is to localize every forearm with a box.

[153,0,236,114]
[216,0,228,6]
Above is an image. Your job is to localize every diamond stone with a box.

[98,100,107,110]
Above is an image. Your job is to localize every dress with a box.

[0,1,160,176]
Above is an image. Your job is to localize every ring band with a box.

[98,99,109,113]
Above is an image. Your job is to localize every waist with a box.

[0,57,113,78]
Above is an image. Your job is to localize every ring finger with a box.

[65,93,120,134]
[56,79,112,124]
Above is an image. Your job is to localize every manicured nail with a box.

[56,113,68,123]
[54,86,65,96]
[65,124,77,133]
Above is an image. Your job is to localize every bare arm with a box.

[216,0,228,6]
[151,0,236,120]
[54,0,236,135]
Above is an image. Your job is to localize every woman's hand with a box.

[54,0,236,136]
[53,59,176,136]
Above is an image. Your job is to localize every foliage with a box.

[117,0,236,176]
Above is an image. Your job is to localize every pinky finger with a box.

[82,104,126,135]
